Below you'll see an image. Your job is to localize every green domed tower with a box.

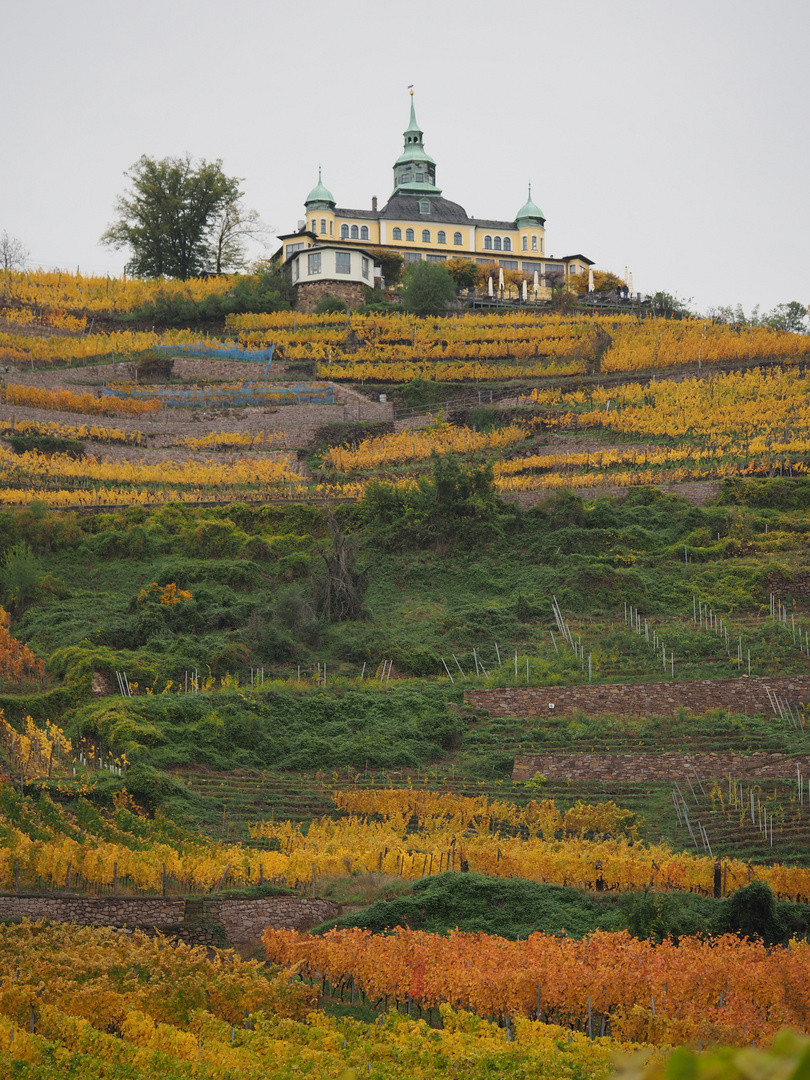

[304,167,336,238]
[392,91,442,198]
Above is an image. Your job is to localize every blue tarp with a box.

[155,342,275,362]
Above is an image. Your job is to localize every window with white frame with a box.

[350,225,359,239]
[329,221,333,235]
[335,252,351,274]
[307,252,321,275]
[311,219,316,232]
[522,236,528,252]
[493,236,502,251]
[404,251,421,262]
[484,235,493,250]
[286,242,305,257]
[406,228,415,241]
[422,229,430,243]
[541,238,544,254]
[532,235,538,251]
[360,225,369,240]
[437,230,446,244]
[340,224,349,239]
[426,254,446,262]
[320,219,326,234]
[453,232,462,245]
[503,237,512,252]
[361,257,369,280]
[393,227,402,240]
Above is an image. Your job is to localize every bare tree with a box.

[210,198,272,274]
[0,231,29,272]
[314,514,368,622]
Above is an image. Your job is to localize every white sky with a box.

[3,0,808,316]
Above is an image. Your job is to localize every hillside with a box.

[2,270,810,1071]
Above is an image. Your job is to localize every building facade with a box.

[279,93,592,295]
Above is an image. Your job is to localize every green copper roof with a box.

[393,91,440,195]
[305,167,335,207]
[516,183,545,224]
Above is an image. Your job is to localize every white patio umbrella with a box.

[521,279,528,302]
[498,267,505,292]
[588,268,595,293]
[628,271,634,295]
[487,276,494,298]
[533,270,540,292]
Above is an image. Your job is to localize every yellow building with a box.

[279,92,592,301]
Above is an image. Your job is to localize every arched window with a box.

[532,235,538,251]
[437,230,446,244]
[522,236,528,252]
[422,229,430,243]
[483,235,492,250]
[453,232,462,245]
[493,236,502,251]
[340,224,349,239]
[360,225,369,240]
[320,219,326,234]
[392,227,402,240]
[406,228,415,241]
[503,237,511,252]
[350,224,359,239]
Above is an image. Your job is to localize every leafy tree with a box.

[568,268,626,295]
[399,261,456,315]
[101,155,261,279]
[649,291,692,318]
[363,246,404,286]
[446,257,479,291]
[0,231,28,272]
[361,454,504,551]
[763,301,808,334]
[1,540,41,616]
[314,294,348,315]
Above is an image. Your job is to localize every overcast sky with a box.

[3,0,807,316]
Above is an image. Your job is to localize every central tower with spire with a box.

[391,90,441,198]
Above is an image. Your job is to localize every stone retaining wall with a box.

[500,480,722,509]
[467,674,810,720]
[513,751,810,783]
[0,895,341,945]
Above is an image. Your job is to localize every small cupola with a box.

[305,166,336,210]
[516,183,545,226]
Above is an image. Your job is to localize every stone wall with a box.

[513,750,810,783]
[0,895,341,946]
[467,674,810,720]
[500,480,722,509]
[294,280,366,312]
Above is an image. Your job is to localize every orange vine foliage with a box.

[263,925,810,1046]
[0,608,45,687]
[0,921,631,1079]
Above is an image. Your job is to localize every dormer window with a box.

[419,200,430,214]
[415,173,425,182]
